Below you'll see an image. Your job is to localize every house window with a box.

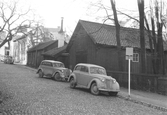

[133,53,139,62]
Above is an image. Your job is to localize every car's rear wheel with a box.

[108,92,118,96]
[38,70,43,78]
[70,77,76,88]
[54,73,60,81]
[90,82,99,95]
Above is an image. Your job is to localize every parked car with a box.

[37,60,71,81]
[68,63,120,96]
[0,55,4,62]
[4,56,14,64]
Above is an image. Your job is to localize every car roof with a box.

[76,63,105,69]
[42,60,63,63]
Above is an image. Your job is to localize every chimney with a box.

[58,17,65,47]
[59,17,64,33]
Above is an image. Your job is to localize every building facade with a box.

[67,20,167,74]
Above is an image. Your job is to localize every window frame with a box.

[80,66,89,73]
[132,53,139,62]
[74,65,82,71]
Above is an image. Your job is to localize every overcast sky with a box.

[5,0,151,34]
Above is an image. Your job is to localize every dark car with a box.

[4,56,14,64]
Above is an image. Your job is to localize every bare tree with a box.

[110,0,123,71]
[28,24,54,48]
[147,0,166,74]
[0,1,34,48]
[138,0,146,73]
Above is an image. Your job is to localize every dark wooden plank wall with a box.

[69,24,143,73]
[27,41,58,68]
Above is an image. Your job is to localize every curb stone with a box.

[118,95,167,112]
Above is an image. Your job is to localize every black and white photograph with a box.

[0,0,167,114]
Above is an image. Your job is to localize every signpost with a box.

[126,47,133,97]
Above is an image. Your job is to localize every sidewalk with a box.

[118,87,167,112]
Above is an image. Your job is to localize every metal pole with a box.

[128,58,131,97]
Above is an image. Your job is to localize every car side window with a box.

[75,65,81,71]
[43,62,47,66]
[41,62,52,67]
[41,62,45,65]
[47,62,53,67]
[80,66,88,73]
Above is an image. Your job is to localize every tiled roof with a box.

[27,40,57,52]
[79,20,151,49]
[42,45,67,57]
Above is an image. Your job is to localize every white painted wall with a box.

[57,34,65,48]
[0,42,8,56]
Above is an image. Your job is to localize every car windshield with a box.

[53,63,64,67]
[90,67,106,75]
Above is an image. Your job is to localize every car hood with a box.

[91,74,115,80]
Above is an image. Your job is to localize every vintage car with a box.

[68,63,120,96]
[37,60,71,81]
[4,56,14,64]
[0,55,4,62]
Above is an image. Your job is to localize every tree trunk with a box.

[138,0,146,73]
[157,23,165,74]
[151,18,158,74]
[110,0,122,71]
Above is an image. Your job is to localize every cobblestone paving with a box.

[0,63,166,115]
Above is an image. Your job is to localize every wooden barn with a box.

[42,45,69,68]
[67,20,167,74]
[66,20,167,91]
[27,40,58,68]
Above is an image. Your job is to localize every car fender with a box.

[52,71,61,77]
[68,73,77,82]
[37,68,43,74]
[88,78,102,89]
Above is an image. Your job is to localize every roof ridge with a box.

[79,19,140,31]
[27,40,57,52]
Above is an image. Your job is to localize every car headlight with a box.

[59,70,63,73]
[112,79,116,83]
[100,78,106,82]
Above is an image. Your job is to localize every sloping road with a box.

[0,63,166,115]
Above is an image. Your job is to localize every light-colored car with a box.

[0,55,4,62]
[37,60,71,81]
[68,63,120,96]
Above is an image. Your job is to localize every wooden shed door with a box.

[76,51,87,64]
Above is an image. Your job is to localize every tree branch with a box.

[117,10,139,23]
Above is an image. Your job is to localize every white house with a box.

[13,17,70,65]
[0,31,14,60]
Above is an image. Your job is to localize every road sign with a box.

[126,47,133,60]
[126,47,133,97]
[126,47,133,55]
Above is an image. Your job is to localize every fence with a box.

[107,71,163,93]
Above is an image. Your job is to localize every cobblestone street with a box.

[0,63,166,115]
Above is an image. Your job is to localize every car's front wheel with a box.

[70,77,76,88]
[90,82,99,95]
[54,73,61,81]
[38,70,43,78]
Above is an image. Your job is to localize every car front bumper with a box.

[98,82,120,92]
